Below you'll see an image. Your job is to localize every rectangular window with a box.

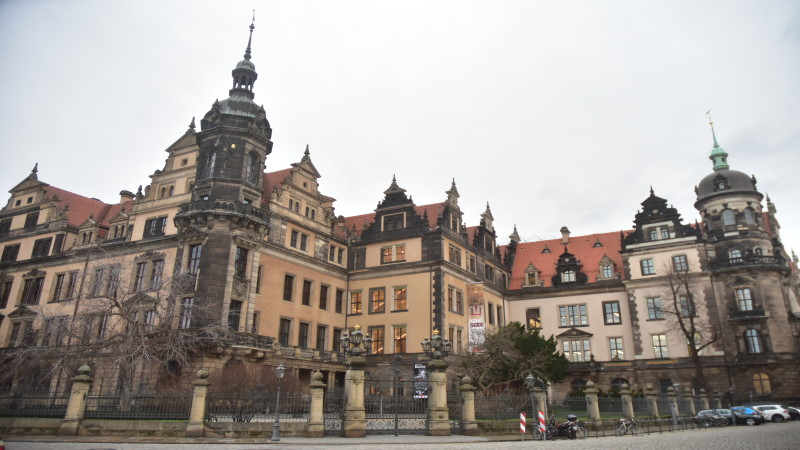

[255,265,263,294]
[290,230,298,248]
[394,287,407,310]
[234,247,249,277]
[646,297,664,320]
[9,322,21,346]
[369,327,385,354]
[302,280,312,306]
[526,308,541,329]
[602,265,614,279]
[559,304,588,327]
[485,264,495,282]
[150,260,164,290]
[603,301,622,325]
[383,213,404,231]
[329,245,336,261]
[143,216,167,238]
[21,277,44,305]
[180,298,194,329]
[562,338,591,362]
[187,244,202,274]
[317,325,327,351]
[649,229,659,241]
[335,289,344,314]
[337,248,344,264]
[52,274,66,302]
[370,288,385,313]
[381,244,406,263]
[640,258,656,275]
[0,218,11,234]
[24,213,39,229]
[333,328,343,353]
[448,245,461,265]
[488,302,495,325]
[52,234,65,254]
[469,256,476,273]
[456,290,463,314]
[92,268,105,297]
[298,322,310,348]
[652,334,669,358]
[679,295,694,317]
[0,279,13,308]
[279,318,291,346]
[456,329,463,354]
[134,262,147,292]
[350,291,362,314]
[65,271,78,300]
[661,228,669,239]
[609,337,624,360]
[672,255,688,272]
[228,300,242,331]
[300,233,308,251]
[448,287,455,312]
[497,305,503,325]
[143,309,155,331]
[319,284,329,310]
[283,274,294,301]
[394,326,407,353]
[31,237,52,258]
[735,288,753,311]
[251,311,259,334]
[96,315,109,339]
[1,244,20,263]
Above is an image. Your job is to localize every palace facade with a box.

[1,24,798,400]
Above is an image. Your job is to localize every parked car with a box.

[752,404,791,423]
[727,407,767,426]
[694,409,729,427]
[785,406,800,420]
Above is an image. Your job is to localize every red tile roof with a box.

[261,168,293,205]
[43,186,118,228]
[508,230,630,289]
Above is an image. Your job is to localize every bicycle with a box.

[615,417,641,436]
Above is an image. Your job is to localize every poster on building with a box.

[467,282,485,352]
[414,363,428,398]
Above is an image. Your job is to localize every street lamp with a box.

[271,363,286,442]
[525,373,537,432]
[421,329,451,360]
[393,353,402,436]
[341,324,372,358]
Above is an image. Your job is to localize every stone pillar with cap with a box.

[307,370,326,438]
[644,383,659,417]
[343,355,367,437]
[58,364,93,436]
[667,387,680,417]
[699,388,710,410]
[459,376,478,435]
[186,368,210,437]
[620,383,635,419]
[683,387,696,415]
[534,386,547,417]
[584,381,601,421]
[426,359,450,436]
[713,390,722,409]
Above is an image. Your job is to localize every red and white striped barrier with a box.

[538,411,546,431]
[520,412,526,434]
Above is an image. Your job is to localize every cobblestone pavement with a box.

[6,420,800,449]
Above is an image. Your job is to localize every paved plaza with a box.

[5,420,800,450]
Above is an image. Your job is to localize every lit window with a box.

[370,327,385,354]
[526,308,541,330]
[394,326,407,353]
[752,373,771,394]
[370,288,385,313]
[394,287,407,310]
[350,291,363,314]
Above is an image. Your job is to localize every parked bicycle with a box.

[615,417,641,436]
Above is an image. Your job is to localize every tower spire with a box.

[244,11,255,60]
[706,110,729,171]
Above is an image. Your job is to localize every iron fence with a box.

[84,390,192,420]
[0,389,69,418]
[598,395,623,416]
[632,397,650,415]
[475,391,529,420]
[447,389,462,434]
[206,390,309,423]
[549,396,587,418]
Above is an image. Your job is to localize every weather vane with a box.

[705,109,713,125]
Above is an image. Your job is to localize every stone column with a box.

[644,383,659,418]
[533,387,547,418]
[620,383,635,419]
[699,389,710,410]
[683,387,696,415]
[667,387,680,417]
[186,368,210,437]
[426,359,450,436]
[343,355,366,438]
[307,370,326,438]
[459,376,478,436]
[712,391,722,409]
[584,381,601,421]
[58,364,93,436]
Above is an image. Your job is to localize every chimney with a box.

[560,226,571,245]
[119,190,135,203]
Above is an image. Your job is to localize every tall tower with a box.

[174,18,272,330]
[694,121,799,399]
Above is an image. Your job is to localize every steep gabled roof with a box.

[43,186,115,228]
[261,168,293,204]
[508,230,630,289]
[341,202,444,238]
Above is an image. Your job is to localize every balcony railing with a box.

[178,200,270,222]
[729,306,766,319]
[710,255,786,270]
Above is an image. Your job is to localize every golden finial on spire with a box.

[353,324,361,331]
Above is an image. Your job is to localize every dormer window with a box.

[602,265,613,279]
[383,213,404,231]
[661,229,669,239]
[541,245,551,254]
[561,270,576,283]
[649,230,659,241]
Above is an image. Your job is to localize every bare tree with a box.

[658,264,719,390]
[1,253,237,396]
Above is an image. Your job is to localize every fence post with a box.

[584,381,601,421]
[699,389,710,410]
[426,359,450,436]
[58,364,93,436]
[644,383,659,418]
[459,376,479,435]
[186,368,210,437]
[683,387,696,415]
[307,370,326,438]
[712,390,722,409]
[620,383,634,419]
[667,387,680,418]
[343,355,366,437]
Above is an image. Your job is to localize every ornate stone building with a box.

[0,23,797,400]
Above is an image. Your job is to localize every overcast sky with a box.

[1,0,798,253]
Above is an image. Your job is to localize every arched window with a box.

[244,152,259,183]
[752,373,771,394]
[753,247,763,256]
[205,152,216,178]
[744,208,756,225]
[744,329,763,354]
[570,379,587,392]
[729,249,742,262]
[721,209,736,226]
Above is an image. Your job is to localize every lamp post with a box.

[340,325,371,437]
[271,364,286,442]
[393,353,401,437]
[525,373,537,432]
[421,329,452,361]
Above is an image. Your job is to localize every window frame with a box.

[609,337,624,360]
[393,286,407,311]
[559,304,588,327]
[640,258,656,276]
[646,297,664,320]
[603,301,622,325]
[652,334,669,358]
[369,288,386,314]
[672,254,688,272]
